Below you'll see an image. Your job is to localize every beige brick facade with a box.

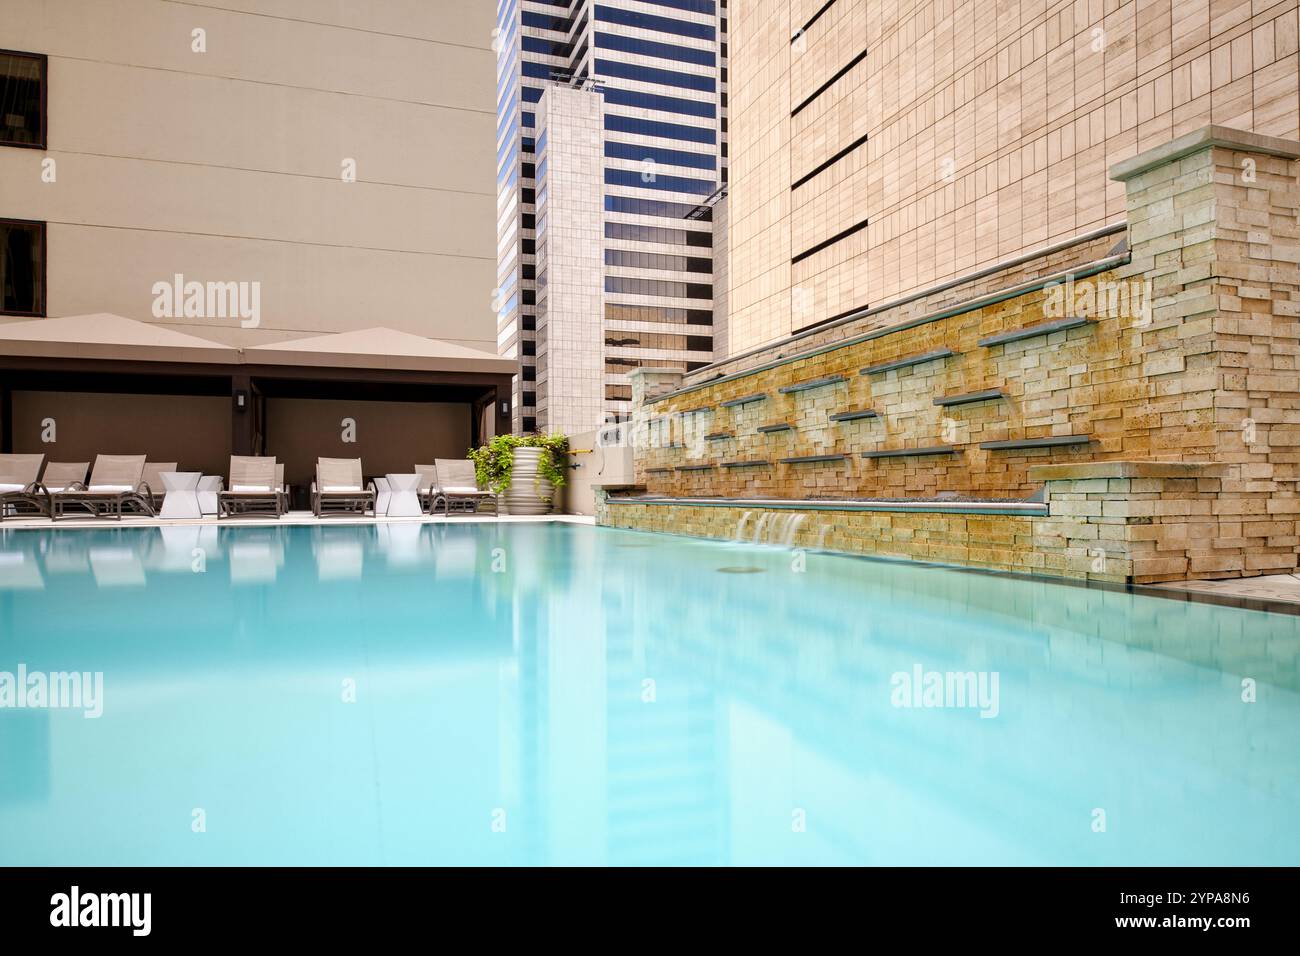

[729,0,1300,355]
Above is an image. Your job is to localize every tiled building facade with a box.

[726,0,1300,355]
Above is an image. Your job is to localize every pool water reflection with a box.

[0,522,1297,865]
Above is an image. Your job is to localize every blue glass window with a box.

[595,58,714,93]
[594,5,715,40]
[604,195,711,219]
[603,87,715,118]
[595,32,715,68]
[636,0,715,12]
[606,141,716,170]
[605,168,716,194]
[604,114,715,145]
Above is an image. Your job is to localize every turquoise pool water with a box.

[0,521,1297,866]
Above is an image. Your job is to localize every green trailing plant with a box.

[468,433,569,500]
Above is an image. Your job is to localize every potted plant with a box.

[468,434,569,515]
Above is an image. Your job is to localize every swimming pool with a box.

[0,521,1297,865]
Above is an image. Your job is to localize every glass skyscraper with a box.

[495,0,727,434]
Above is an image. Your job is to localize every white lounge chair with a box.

[50,455,155,520]
[430,459,498,515]
[311,458,375,517]
[0,453,46,521]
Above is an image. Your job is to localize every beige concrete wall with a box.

[562,427,636,515]
[729,0,1300,353]
[11,391,231,477]
[0,0,497,349]
[265,398,472,488]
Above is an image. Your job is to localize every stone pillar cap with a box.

[1110,125,1300,181]
[627,367,684,381]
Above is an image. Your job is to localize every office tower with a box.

[495,0,728,433]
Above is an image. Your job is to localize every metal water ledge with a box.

[719,392,768,408]
[978,315,1094,347]
[606,495,1048,517]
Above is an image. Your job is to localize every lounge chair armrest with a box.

[136,480,154,499]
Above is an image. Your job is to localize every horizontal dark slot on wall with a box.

[791,48,867,117]
[792,131,870,190]
[680,405,714,414]
[794,306,867,336]
[933,389,1005,407]
[791,217,870,265]
[980,436,1092,450]
[977,315,1095,348]
[829,409,878,422]
[676,464,715,472]
[862,446,959,459]
[645,467,673,474]
[792,0,838,43]
[721,459,771,468]
[704,432,733,441]
[719,392,768,407]
[757,423,794,433]
[860,348,957,376]
[670,224,1127,387]
[778,374,846,394]
[779,454,848,464]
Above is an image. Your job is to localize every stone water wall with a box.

[599,126,1300,584]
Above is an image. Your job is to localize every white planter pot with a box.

[500,447,554,515]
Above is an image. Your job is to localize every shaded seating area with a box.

[0,314,516,520]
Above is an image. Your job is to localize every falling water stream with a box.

[731,510,812,547]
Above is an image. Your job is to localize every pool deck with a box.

[1148,573,1300,607]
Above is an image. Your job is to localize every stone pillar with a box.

[627,367,685,489]
[1032,461,1227,583]
[1111,125,1300,578]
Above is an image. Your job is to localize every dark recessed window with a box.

[0,51,46,148]
[0,218,45,316]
